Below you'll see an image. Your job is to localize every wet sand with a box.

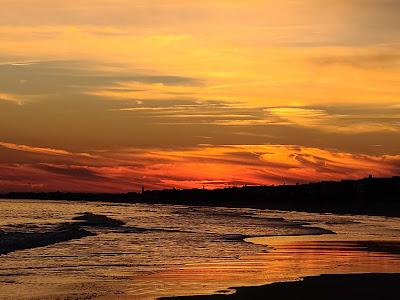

[167,273,400,300]
[156,234,400,299]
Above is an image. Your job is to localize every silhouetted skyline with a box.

[2,176,399,216]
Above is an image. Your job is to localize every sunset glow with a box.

[1,0,399,192]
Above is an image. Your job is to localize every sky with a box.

[0,0,399,192]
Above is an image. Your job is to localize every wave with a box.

[0,212,125,255]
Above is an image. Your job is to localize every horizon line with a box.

[1,175,399,195]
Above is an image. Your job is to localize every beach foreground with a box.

[167,273,400,300]
[1,200,400,299]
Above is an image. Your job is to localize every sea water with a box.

[0,199,399,299]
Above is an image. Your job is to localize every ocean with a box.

[0,199,399,299]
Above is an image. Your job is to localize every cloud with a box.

[267,107,329,127]
[0,92,24,105]
[0,141,94,158]
[35,163,106,181]
[115,101,400,135]
[0,141,72,156]
[0,60,201,104]
[115,100,261,124]
[265,106,400,134]
[2,143,399,192]
[310,51,400,69]
[1,95,399,160]
[0,1,398,193]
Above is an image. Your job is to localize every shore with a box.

[166,273,400,300]
[1,200,399,299]
[161,234,400,300]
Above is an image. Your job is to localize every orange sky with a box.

[0,1,399,192]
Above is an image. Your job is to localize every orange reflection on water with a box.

[123,236,400,299]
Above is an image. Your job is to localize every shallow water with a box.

[0,199,399,299]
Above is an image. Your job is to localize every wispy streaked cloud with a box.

[0,60,201,105]
[0,142,399,192]
[0,141,94,158]
[310,50,400,69]
[0,92,25,105]
[266,106,400,133]
[114,101,400,134]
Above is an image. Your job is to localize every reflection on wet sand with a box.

[126,236,400,299]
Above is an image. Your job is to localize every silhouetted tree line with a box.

[1,176,399,216]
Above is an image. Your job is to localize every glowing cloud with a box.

[0,1,399,192]
[1,142,399,192]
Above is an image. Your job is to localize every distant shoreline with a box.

[163,273,400,300]
[1,176,400,217]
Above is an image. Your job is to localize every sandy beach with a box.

[167,273,400,300]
